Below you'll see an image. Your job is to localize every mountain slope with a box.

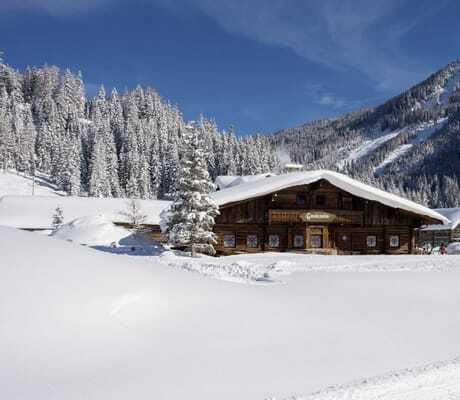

[271,59,460,207]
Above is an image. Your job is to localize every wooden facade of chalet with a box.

[213,179,440,255]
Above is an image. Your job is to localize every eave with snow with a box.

[210,170,448,255]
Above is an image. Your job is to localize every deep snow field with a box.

[0,169,64,197]
[2,224,460,400]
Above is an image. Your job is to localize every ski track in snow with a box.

[336,130,402,169]
[374,118,448,175]
[271,357,460,400]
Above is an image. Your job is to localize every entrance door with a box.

[310,234,323,248]
[308,227,324,249]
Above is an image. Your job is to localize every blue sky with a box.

[2,0,460,134]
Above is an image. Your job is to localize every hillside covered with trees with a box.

[0,57,278,200]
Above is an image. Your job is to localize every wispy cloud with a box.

[156,0,450,92]
[5,0,451,93]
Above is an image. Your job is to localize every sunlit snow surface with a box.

[2,226,460,400]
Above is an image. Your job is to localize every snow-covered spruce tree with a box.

[165,122,219,256]
[52,205,64,231]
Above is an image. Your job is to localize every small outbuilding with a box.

[417,208,460,249]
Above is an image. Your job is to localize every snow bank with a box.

[3,226,460,399]
[51,215,131,245]
[0,195,171,229]
[274,357,460,400]
[447,242,460,255]
[211,170,449,224]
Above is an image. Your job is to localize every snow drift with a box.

[2,227,460,399]
[51,214,131,245]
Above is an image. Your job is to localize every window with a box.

[389,235,400,248]
[310,235,322,248]
[366,235,377,248]
[246,234,258,248]
[296,194,306,205]
[269,234,280,248]
[294,234,304,248]
[315,194,326,206]
[223,234,236,248]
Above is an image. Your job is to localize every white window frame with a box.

[223,233,236,248]
[268,234,280,248]
[246,234,258,248]
[294,234,304,248]
[389,235,400,248]
[366,235,377,248]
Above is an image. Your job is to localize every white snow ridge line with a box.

[269,357,460,400]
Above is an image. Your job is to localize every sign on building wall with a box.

[299,211,336,223]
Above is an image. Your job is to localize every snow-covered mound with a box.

[51,215,131,245]
[0,195,171,229]
[447,242,460,255]
[0,169,64,197]
[3,227,460,399]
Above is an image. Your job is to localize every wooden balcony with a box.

[268,209,363,225]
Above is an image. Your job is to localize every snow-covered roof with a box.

[215,173,276,190]
[211,170,449,224]
[420,208,460,231]
[0,195,171,229]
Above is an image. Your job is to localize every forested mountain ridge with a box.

[0,58,278,200]
[271,59,460,207]
[1,55,460,208]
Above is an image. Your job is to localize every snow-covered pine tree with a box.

[165,122,219,256]
[52,205,64,231]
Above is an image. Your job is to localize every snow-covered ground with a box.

[0,169,64,197]
[2,226,460,400]
[275,357,460,400]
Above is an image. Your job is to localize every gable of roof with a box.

[211,170,449,224]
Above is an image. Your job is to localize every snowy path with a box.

[157,251,460,284]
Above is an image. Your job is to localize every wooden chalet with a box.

[211,170,448,255]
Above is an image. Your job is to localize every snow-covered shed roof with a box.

[215,173,276,190]
[420,208,460,231]
[0,195,171,230]
[211,170,449,224]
